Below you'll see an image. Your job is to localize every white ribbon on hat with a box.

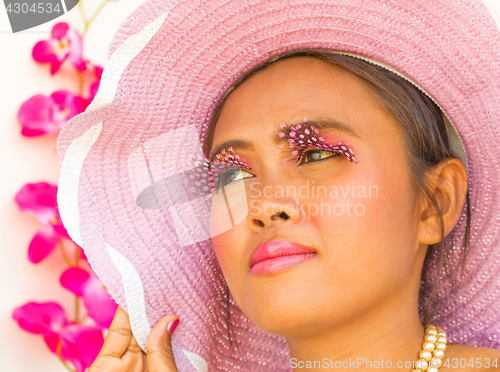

[481,0,500,29]
[58,122,103,247]
[86,11,169,112]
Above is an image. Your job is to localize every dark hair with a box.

[203,48,471,358]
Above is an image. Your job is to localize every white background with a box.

[0,0,146,370]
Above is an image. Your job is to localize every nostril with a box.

[275,211,290,220]
[253,219,265,227]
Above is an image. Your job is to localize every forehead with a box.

[210,56,395,150]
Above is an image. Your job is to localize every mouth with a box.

[249,239,317,275]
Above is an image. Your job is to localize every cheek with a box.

[210,225,247,293]
[211,232,235,278]
[310,163,417,291]
[209,180,250,281]
[211,225,259,315]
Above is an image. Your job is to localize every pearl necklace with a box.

[412,324,447,372]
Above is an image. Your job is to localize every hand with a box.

[89,305,180,372]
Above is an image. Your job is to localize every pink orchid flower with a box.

[60,267,118,329]
[32,22,86,75]
[89,65,103,101]
[18,90,88,137]
[13,302,104,372]
[15,182,70,263]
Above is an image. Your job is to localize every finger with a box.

[127,331,145,354]
[120,348,147,372]
[120,333,146,369]
[99,306,133,358]
[146,314,180,372]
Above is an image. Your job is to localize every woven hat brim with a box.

[57,0,500,370]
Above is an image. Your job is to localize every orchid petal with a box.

[89,65,103,100]
[49,59,64,75]
[14,182,58,224]
[66,29,86,71]
[78,246,88,262]
[32,23,86,75]
[66,94,89,119]
[19,91,87,137]
[58,324,104,372]
[51,22,69,39]
[28,224,59,263]
[32,38,67,75]
[52,221,70,239]
[90,82,100,101]
[51,90,87,128]
[60,267,90,297]
[83,275,118,329]
[76,95,91,115]
[12,302,66,336]
[50,90,72,105]
[43,332,60,353]
[32,40,58,64]
[94,65,103,80]
[18,95,58,137]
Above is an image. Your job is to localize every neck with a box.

[287,292,425,371]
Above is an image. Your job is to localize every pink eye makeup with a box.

[190,117,358,198]
[210,146,251,192]
[209,146,255,191]
[183,146,254,198]
[276,117,357,164]
[209,145,253,171]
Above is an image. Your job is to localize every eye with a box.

[216,167,254,190]
[299,148,340,164]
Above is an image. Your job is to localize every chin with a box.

[237,272,334,337]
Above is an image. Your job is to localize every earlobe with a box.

[417,158,468,245]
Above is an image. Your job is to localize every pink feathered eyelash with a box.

[276,118,357,164]
[184,147,253,198]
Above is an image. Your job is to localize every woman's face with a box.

[209,56,425,338]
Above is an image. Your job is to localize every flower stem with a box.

[75,245,80,267]
[75,296,80,324]
[78,313,88,323]
[76,71,84,96]
[59,239,72,267]
[83,0,109,37]
[58,357,75,372]
[56,341,76,372]
[78,0,88,23]
[74,245,80,323]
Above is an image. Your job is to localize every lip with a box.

[249,239,317,274]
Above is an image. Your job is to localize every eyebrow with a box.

[208,117,361,160]
[273,117,361,145]
[209,139,254,161]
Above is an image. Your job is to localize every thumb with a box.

[146,314,180,372]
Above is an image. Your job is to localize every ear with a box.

[417,158,468,245]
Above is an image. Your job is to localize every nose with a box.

[247,183,303,231]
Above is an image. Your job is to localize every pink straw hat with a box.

[57,0,500,370]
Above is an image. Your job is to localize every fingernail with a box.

[167,318,179,335]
